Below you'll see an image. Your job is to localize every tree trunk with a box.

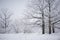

[42,21,45,34]
[52,24,55,33]
[42,0,45,34]
[49,19,51,34]
[42,10,45,34]
[48,0,51,34]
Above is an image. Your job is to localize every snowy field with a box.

[0,33,60,40]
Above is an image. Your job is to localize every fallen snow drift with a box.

[0,33,60,40]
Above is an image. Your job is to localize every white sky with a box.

[0,0,60,20]
[0,0,28,20]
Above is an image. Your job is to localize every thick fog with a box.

[0,0,28,20]
[0,0,60,34]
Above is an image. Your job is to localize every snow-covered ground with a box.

[0,32,60,40]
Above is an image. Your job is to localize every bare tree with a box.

[45,0,60,34]
[48,0,52,34]
[0,8,13,33]
[24,0,47,34]
[52,19,60,33]
[41,0,45,34]
[24,0,60,34]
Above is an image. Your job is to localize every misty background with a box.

[0,0,60,34]
[0,0,28,20]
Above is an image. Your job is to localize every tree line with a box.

[24,0,60,34]
[0,0,60,34]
